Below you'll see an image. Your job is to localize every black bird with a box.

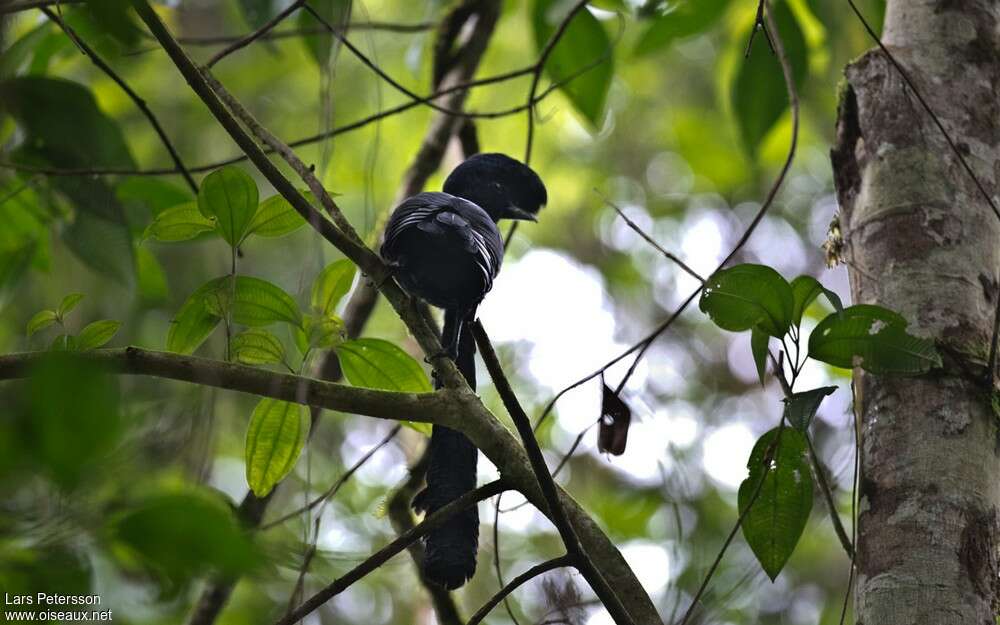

[380,153,546,589]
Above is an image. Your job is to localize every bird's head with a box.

[443,153,547,223]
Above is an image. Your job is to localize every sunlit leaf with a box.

[807,305,941,374]
[302,313,346,349]
[337,338,432,435]
[76,320,122,351]
[730,0,808,155]
[634,0,731,56]
[166,277,227,354]
[738,427,812,581]
[210,276,303,328]
[783,385,836,430]
[699,263,794,337]
[247,193,307,238]
[231,328,286,366]
[142,202,216,242]
[532,0,614,127]
[198,167,259,247]
[57,293,85,317]
[310,258,356,315]
[245,398,309,497]
[26,310,58,337]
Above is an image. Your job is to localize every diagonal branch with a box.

[472,321,637,625]
[275,480,509,625]
[39,7,198,193]
[467,554,575,625]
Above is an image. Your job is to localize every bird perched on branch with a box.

[380,153,546,589]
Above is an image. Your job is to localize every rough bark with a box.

[831,1,1000,623]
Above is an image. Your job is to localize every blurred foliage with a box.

[0,0,891,623]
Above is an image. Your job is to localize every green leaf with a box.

[807,305,942,375]
[26,310,58,337]
[166,278,227,354]
[336,338,432,435]
[245,398,309,497]
[783,386,836,431]
[751,326,769,386]
[76,320,122,351]
[699,263,794,337]
[298,0,352,66]
[57,293,85,318]
[790,275,842,325]
[634,0,731,57]
[738,427,812,580]
[215,276,303,327]
[198,167,259,247]
[143,202,216,242]
[111,491,257,584]
[302,313,346,349]
[237,0,276,28]
[136,247,169,304]
[231,329,286,366]
[116,178,193,216]
[311,259,356,315]
[532,0,614,127]
[83,0,139,48]
[0,244,38,310]
[247,194,307,238]
[62,211,136,286]
[730,0,808,154]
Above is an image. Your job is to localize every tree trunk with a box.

[831,1,1000,623]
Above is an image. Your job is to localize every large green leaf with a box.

[245,398,309,497]
[738,427,812,581]
[699,263,794,337]
[231,328,286,366]
[142,202,216,242]
[532,0,614,127]
[248,193,307,238]
[76,320,122,351]
[336,338,432,435]
[789,275,842,325]
[166,277,227,354]
[111,491,257,585]
[730,0,808,155]
[807,305,941,375]
[198,167,259,247]
[82,0,140,48]
[783,386,836,431]
[311,258,356,315]
[634,0,731,57]
[214,276,303,328]
[298,0,352,67]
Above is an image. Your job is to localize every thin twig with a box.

[40,7,198,193]
[804,432,854,558]
[467,555,575,625]
[154,22,435,47]
[207,0,305,67]
[275,480,509,625]
[473,321,637,625]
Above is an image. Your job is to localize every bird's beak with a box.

[506,206,538,222]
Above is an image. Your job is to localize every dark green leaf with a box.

[231,328,286,366]
[298,0,352,66]
[311,258,356,315]
[198,167,259,247]
[247,193,307,238]
[808,305,941,374]
[76,320,122,351]
[237,0,276,28]
[111,491,257,585]
[790,275,842,325]
[634,0,731,57]
[699,263,794,337]
[142,202,217,242]
[166,277,227,354]
[751,326,769,386]
[83,0,139,48]
[738,427,812,580]
[730,1,808,154]
[61,211,136,286]
[337,338,432,435]
[245,398,309,496]
[532,0,614,127]
[783,386,836,431]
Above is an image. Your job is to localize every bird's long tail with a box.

[412,306,480,589]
